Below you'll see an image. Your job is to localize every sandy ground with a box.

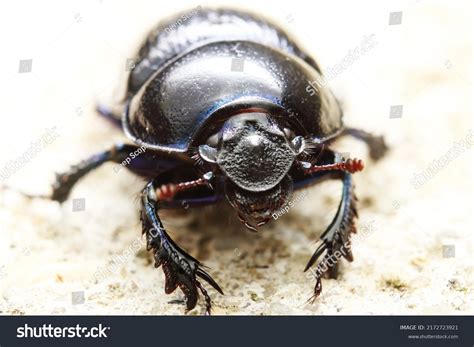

[0,0,472,315]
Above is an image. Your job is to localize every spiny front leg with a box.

[141,179,223,314]
[304,172,358,301]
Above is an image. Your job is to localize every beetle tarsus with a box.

[156,183,178,201]
[302,157,365,175]
[196,280,213,315]
[156,176,211,201]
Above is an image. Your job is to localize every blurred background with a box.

[0,0,472,315]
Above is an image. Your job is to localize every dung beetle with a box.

[43,8,387,314]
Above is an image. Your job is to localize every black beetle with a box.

[43,8,387,314]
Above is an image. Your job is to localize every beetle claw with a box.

[152,233,221,314]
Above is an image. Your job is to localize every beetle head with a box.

[198,112,303,227]
[199,112,304,192]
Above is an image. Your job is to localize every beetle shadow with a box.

[161,202,280,262]
[162,197,327,264]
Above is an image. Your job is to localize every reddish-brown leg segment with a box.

[303,157,365,175]
[156,177,209,200]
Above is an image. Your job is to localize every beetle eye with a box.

[283,128,304,154]
[291,135,305,155]
[198,144,218,163]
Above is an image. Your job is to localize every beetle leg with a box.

[141,179,223,315]
[298,149,361,301]
[96,103,122,128]
[155,178,209,201]
[302,157,365,174]
[303,171,357,301]
[50,143,144,203]
[340,127,388,161]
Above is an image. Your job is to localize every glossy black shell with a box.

[123,8,343,153]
